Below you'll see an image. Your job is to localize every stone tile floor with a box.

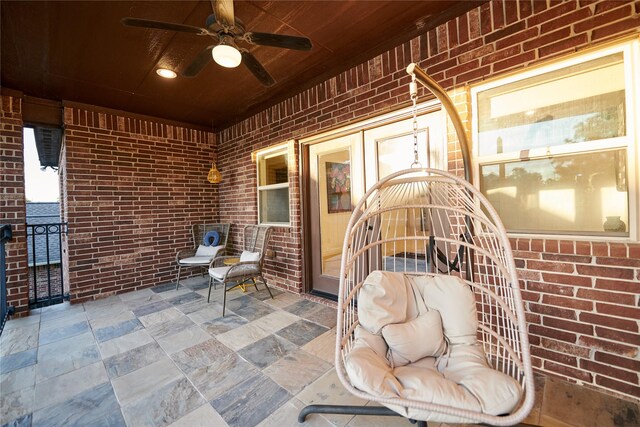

[1,277,638,427]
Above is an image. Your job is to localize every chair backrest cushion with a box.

[195,244,224,258]
[382,310,447,366]
[240,250,260,262]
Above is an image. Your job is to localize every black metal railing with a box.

[26,222,68,308]
[1,224,15,336]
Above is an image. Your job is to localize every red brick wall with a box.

[62,105,217,302]
[0,94,29,315]
[28,264,63,302]
[216,1,640,400]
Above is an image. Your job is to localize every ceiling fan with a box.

[121,0,312,86]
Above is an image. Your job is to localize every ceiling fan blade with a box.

[241,51,275,86]
[121,17,207,35]
[213,0,235,29]
[245,32,312,51]
[182,46,214,77]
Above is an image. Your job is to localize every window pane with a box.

[478,53,626,156]
[259,152,288,186]
[480,149,628,236]
[259,188,290,224]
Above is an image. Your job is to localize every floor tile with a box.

[211,372,291,427]
[146,314,195,340]
[104,341,166,379]
[187,304,225,325]
[38,320,89,346]
[2,314,40,331]
[111,357,183,405]
[347,401,413,427]
[118,287,155,302]
[83,301,131,321]
[185,281,210,291]
[98,329,154,359]
[201,313,248,335]
[276,320,328,347]
[31,381,125,427]
[305,305,337,329]
[122,292,165,310]
[238,334,298,369]
[168,403,228,427]
[150,282,176,293]
[0,348,37,375]
[167,291,204,306]
[187,353,260,401]
[263,349,332,395]
[1,413,32,427]
[301,328,337,364]
[40,303,85,322]
[216,322,272,352]
[540,377,640,427]
[138,306,184,328]
[171,338,232,374]
[39,310,87,331]
[121,376,205,427]
[249,287,283,301]
[93,318,143,343]
[88,309,135,331]
[175,298,212,315]
[296,369,367,427]
[257,397,334,427]
[33,361,108,411]
[36,332,101,381]
[0,324,39,356]
[0,387,34,425]
[132,299,172,318]
[254,310,299,334]
[156,325,212,354]
[263,292,302,309]
[0,364,35,395]
[227,297,275,321]
[157,288,193,300]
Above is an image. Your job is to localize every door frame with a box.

[299,100,442,298]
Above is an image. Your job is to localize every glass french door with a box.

[308,133,363,296]
[306,108,444,297]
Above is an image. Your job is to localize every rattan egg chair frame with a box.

[298,64,534,426]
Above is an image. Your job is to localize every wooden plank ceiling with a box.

[1,1,482,129]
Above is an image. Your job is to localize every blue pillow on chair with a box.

[203,230,220,246]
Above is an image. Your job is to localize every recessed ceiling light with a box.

[156,68,177,79]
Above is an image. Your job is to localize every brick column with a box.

[0,94,30,315]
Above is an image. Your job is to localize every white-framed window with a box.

[471,39,638,239]
[256,143,291,225]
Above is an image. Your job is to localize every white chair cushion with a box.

[358,271,411,335]
[240,250,260,262]
[382,310,447,367]
[195,244,224,257]
[179,256,213,266]
[208,266,231,280]
[414,275,478,345]
[354,325,388,360]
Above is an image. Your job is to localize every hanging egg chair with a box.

[299,64,534,426]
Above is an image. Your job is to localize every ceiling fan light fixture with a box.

[212,44,241,68]
[156,68,177,78]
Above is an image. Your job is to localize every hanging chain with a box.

[409,73,421,168]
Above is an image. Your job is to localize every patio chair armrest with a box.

[176,248,197,262]
[225,261,260,279]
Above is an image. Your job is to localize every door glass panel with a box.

[317,149,351,277]
[377,129,428,179]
